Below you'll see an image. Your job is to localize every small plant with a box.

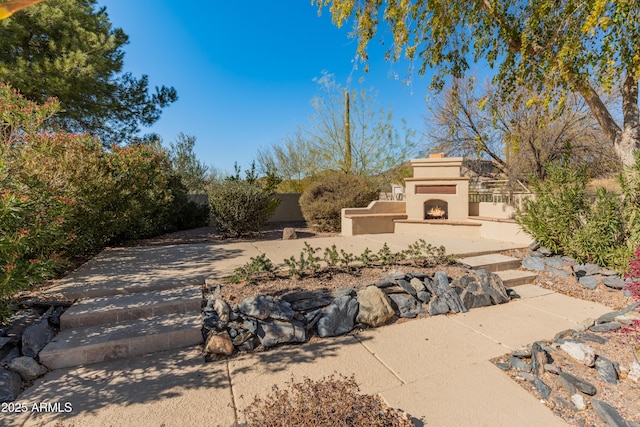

[404,239,447,267]
[323,244,340,268]
[230,254,275,284]
[339,249,356,270]
[242,375,415,427]
[358,247,378,268]
[283,242,321,277]
[377,243,401,266]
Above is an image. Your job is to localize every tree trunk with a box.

[344,90,352,173]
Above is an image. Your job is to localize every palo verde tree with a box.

[314,0,640,167]
[0,0,177,144]
[168,133,210,193]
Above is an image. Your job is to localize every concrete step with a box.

[496,269,538,287]
[60,286,202,330]
[458,254,522,272]
[39,313,203,370]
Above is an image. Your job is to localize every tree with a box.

[428,77,619,180]
[314,0,640,166]
[258,72,418,185]
[168,133,209,193]
[0,0,177,144]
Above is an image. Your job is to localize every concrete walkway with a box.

[5,234,612,426]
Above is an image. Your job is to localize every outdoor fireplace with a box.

[424,200,448,220]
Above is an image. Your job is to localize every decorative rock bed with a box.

[202,268,514,357]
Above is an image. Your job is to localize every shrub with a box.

[242,375,415,427]
[208,180,279,237]
[299,172,378,232]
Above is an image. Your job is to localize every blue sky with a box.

[101,1,434,174]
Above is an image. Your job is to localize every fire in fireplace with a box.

[424,200,448,220]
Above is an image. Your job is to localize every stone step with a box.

[39,313,203,370]
[60,286,202,330]
[496,269,538,287]
[458,254,522,272]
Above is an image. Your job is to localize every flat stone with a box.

[573,263,601,277]
[416,290,432,303]
[589,322,621,332]
[546,266,570,277]
[522,257,545,271]
[432,271,468,313]
[205,331,234,356]
[288,295,335,312]
[512,347,532,358]
[317,296,359,337]
[615,311,640,324]
[595,356,618,384]
[592,400,627,427]
[581,332,607,344]
[553,329,575,343]
[509,356,532,372]
[559,372,597,395]
[428,296,451,315]
[396,279,417,296]
[382,270,407,281]
[473,269,509,305]
[538,246,553,256]
[389,294,425,318]
[575,318,595,332]
[557,375,576,394]
[0,345,19,365]
[560,342,596,367]
[21,314,56,358]
[543,256,565,267]
[544,364,562,375]
[601,275,625,289]
[239,295,294,321]
[213,299,231,323]
[409,277,426,293]
[495,362,510,371]
[531,342,550,377]
[528,241,541,250]
[578,276,598,290]
[355,286,395,327]
[7,356,48,381]
[256,319,306,348]
[628,361,640,382]
[0,368,21,402]
[331,287,354,298]
[596,302,640,324]
[533,378,552,400]
[553,396,577,412]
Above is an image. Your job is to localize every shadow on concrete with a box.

[10,347,228,426]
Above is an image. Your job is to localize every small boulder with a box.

[205,331,234,356]
[256,319,307,348]
[595,356,618,384]
[21,314,56,358]
[560,342,596,367]
[571,394,586,411]
[355,286,395,327]
[239,295,294,321]
[317,296,359,337]
[389,294,424,318]
[8,356,47,381]
[601,275,625,290]
[578,276,598,290]
[592,400,627,427]
[0,368,21,402]
[522,257,545,271]
[559,372,597,395]
[282,228,297,240]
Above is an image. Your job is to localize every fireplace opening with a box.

[424,200,448,220]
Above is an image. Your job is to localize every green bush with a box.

[208,180,279,237]
[299,172,378,232]
[517,156,640,271]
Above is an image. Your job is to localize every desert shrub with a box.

[208,180,279,237]
[517,155,640,271]
[243,375,415,427]
[299,172,378,232]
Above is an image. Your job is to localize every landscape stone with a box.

[7,356,47,381]
[533,378,552,400]
[531,342,550,377]
[544,364,562,375]
[589,322,621,332]
[409,277,426,293]
[495,362,510,371]
[528,241,541,251]
[560,342,596,367]
[575,318,595,332]
[205,331,234,356]
[591,400,627,427]
[213,299,231,323]
[581,333,607,344]
[21,314,56,358]
[230,328,253,346]
[0,368,21,402]
[460,291,492,309]
[432,271,468,313]
[553,396,577,412]
[519,372,534,382]
[428,296,451,315]
[571,394,586,411]
[239,295,294,321]
[595,356,618,384]
[578,276,598,290]
[389,294,424,318]
[596,302,640,324]
[546,266,570,277]
[553,329,575,342]
[356,286,395,327]
[522,257,545,271]
[559,372,597,395]
[416,290,432,303]
[557,375,577,394]
[543,256,565,267]
[304,309,323,330]
[282,227,297,240]
[332,287,354,298]
[382,270,407,281]
[601,275,625,289]
[317,296,359,337]
[202,310,225,333]
[288,295,335,312]
[256,319,306,348]
[396,279,417,296]
[509,356,532,372]
[629,361,640,382]
[474,269,509,305]
[0,345,19,365]
[538,246,553,256]
[573,263,600,277]
[615,311,640,324]
[512,347,532,358]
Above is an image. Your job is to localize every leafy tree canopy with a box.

[0,0,177,144]
[314,0,640,166]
